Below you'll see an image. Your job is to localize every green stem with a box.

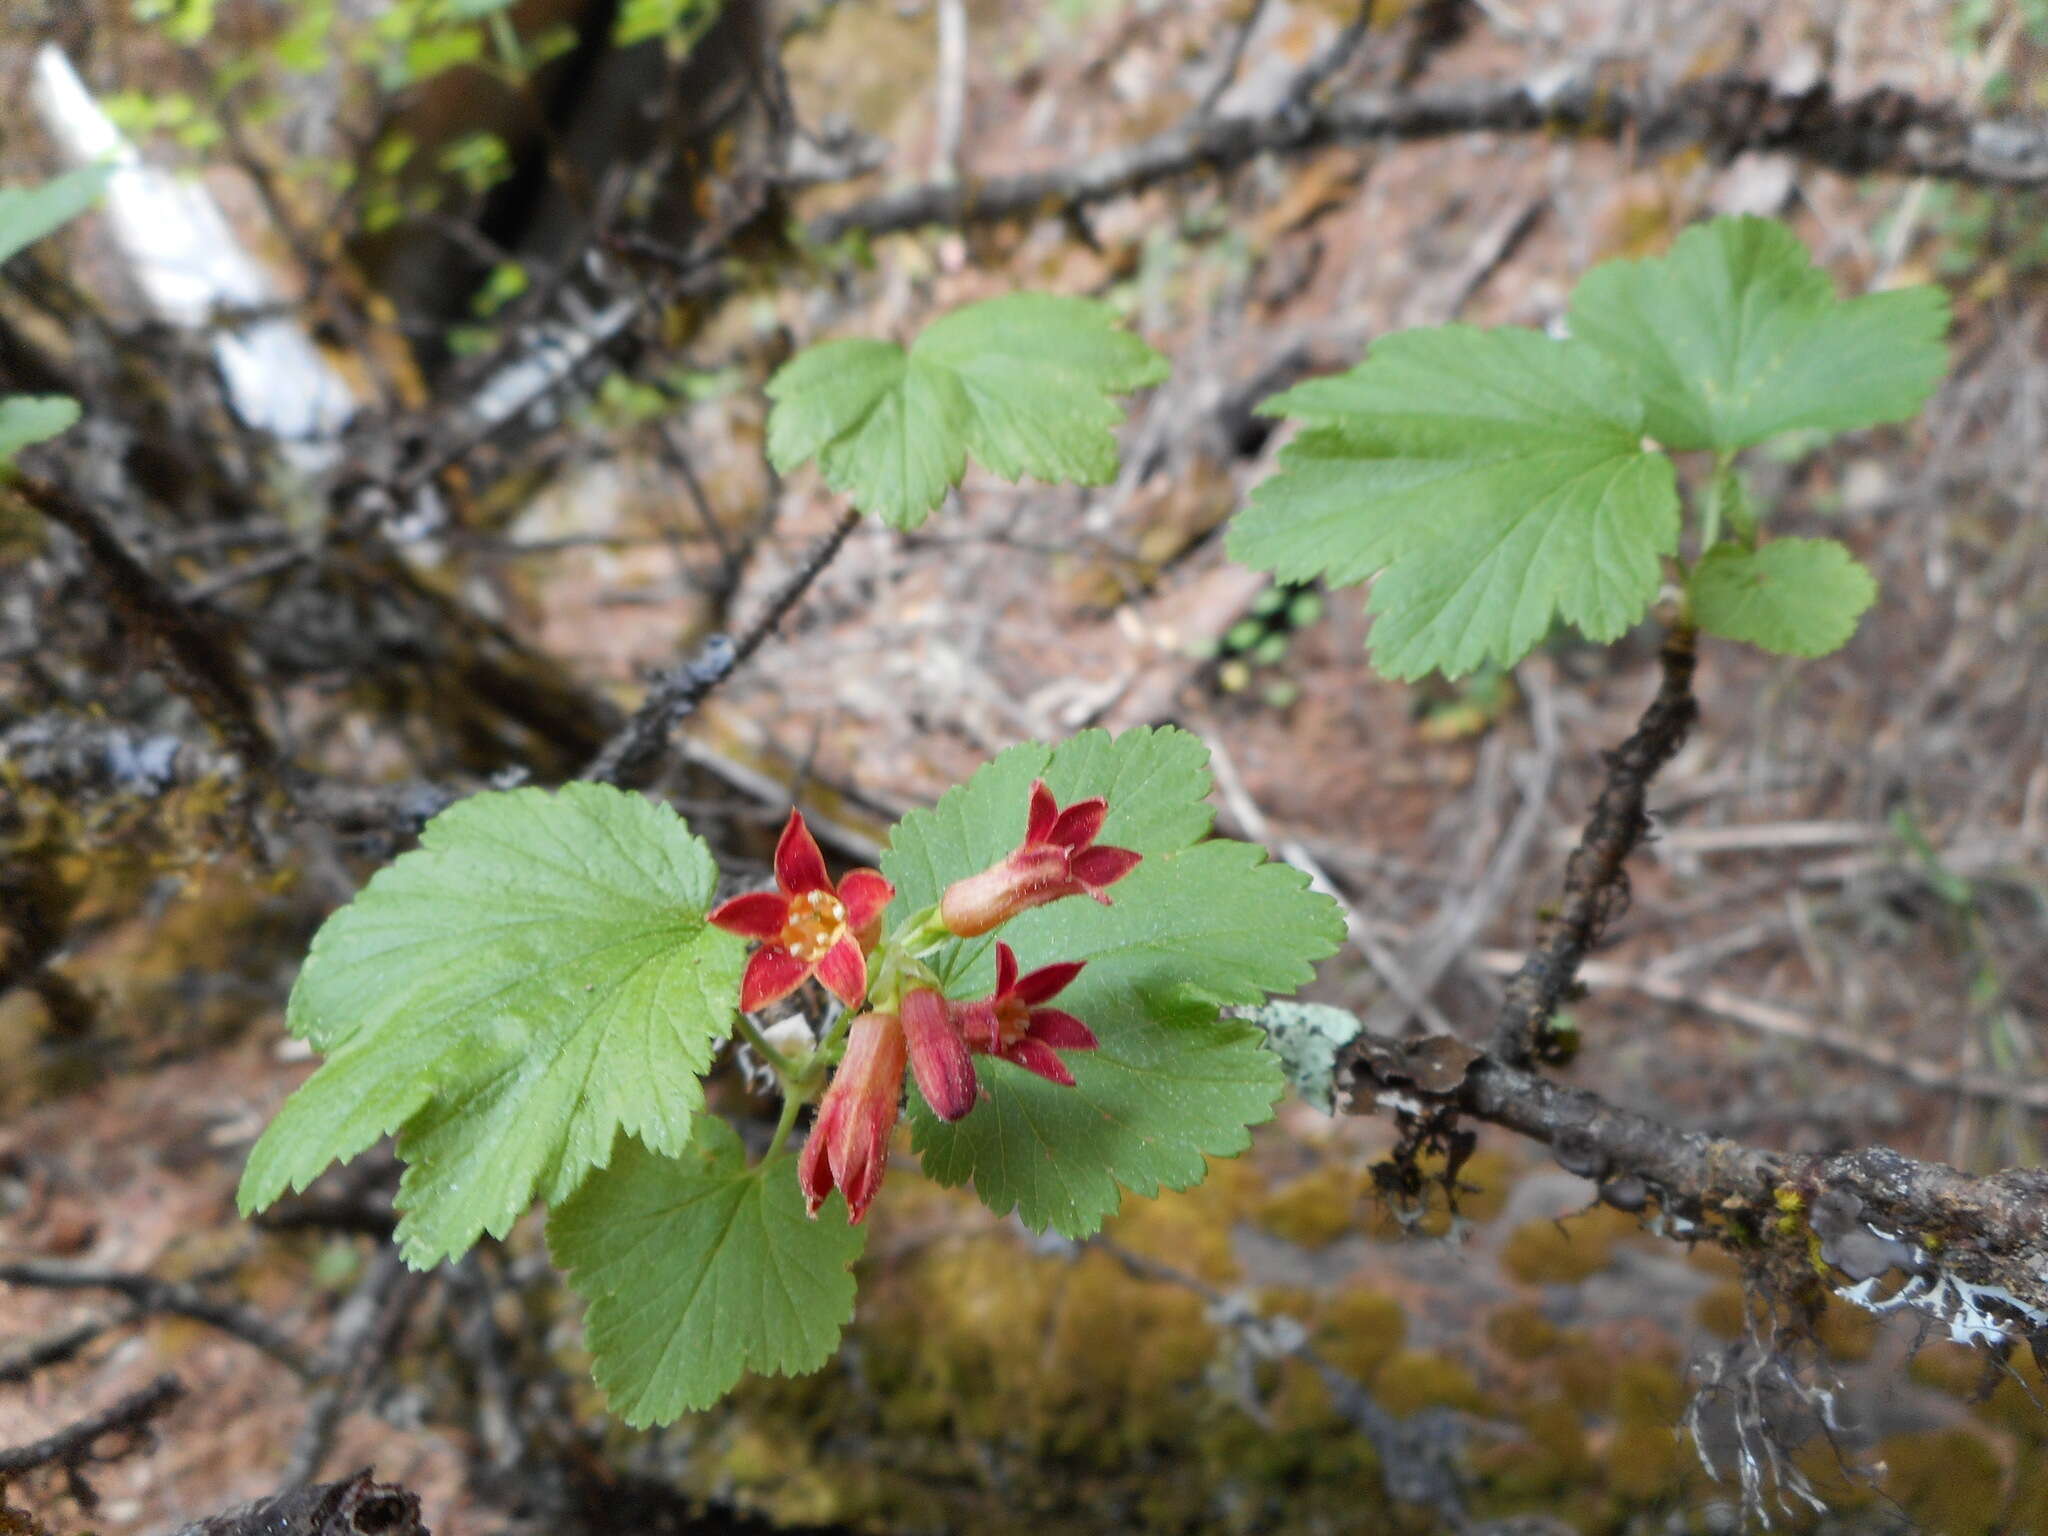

[487,9,527,80]
[732,1011,796,1086]
[763,1085,805,1161]
[813,1003,857,1064]
[1696,448,1735,556]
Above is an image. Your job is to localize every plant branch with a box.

[808,70,2048,246]
[1337,1018,2048,1354]
[1491,624,1697,1065]
[10,475,276,774]
[0,1372,183,1479]
[0,1260,318,1379]
[582,506,864,788]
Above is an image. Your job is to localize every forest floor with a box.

[3,1,2046,1532]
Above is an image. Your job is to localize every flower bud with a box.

[799,1011,907,1223]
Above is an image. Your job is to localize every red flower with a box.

[799,1010,905,1222]
[901,986,978,1122]
[938,780,1142,938]
[709,810,894,1012]
[953,942,1098,1087]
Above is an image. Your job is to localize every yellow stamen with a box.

[779,892,848,964]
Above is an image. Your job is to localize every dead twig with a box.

[282,1247,425,1486]
[0,1260,317,1379]
[0,1373,183,1491]
[808,70,2048,247]
[10,476,276,774]
[583,507,864,788]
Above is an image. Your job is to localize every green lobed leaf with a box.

[237,783,746,1267]
[1688,537,1877,658]
[884,727,1344,1236]
[765,294,1168,530]
[548,1120,866,1426]
[0,396,81,462]
[1229,325,1680,680]
[0,165,112,268]
[1567,215,1950,452]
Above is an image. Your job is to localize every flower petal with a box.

[707,889,791,941]
[1003,1037,1075,1087]
[952,999,1001,1054]
[902,988,978,1122]
[824,1012,906,1223]
[1025,1007,1097,1051]
[993,941,1018,999]
[739,946,812,1012]
[1012,957,1084,1006]
[798,1102,838,1216]
[1024,780,1059,845]
[774,809,832,895]
[1045,797,1108,850]
[836,867,895,932]
[814,935,869,1008]
[1070,844,1142,893]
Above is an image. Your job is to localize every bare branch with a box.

[583,507,864,788]
[0,1260,317,1379]
[809,71,2048,247]
[1491,625,1697,1065]
[0,1373,183,1480]
[10,476,277,774]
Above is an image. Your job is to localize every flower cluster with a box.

[712,783,1142,1223]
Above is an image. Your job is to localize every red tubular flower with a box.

[901,986,978,1122]
[953,942,1098,1087]
[798,1010,906,1222]
[937,780,1142,938]
[709,810,895,1012]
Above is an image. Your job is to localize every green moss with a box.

[1694,1281,1750,1339]
[1318,1289,1407,1379]
[1972,1348,2048,1441]
[1486,1303,1562,1362]
[1612,1361,1685,1428]
[1553,1342,1618,1414]
[1475,1397,1595,1500]
[1255,1163,1362,1248]
[1501,1215,1616,1284]
[1879,1428,2005,1535]
[1450,1148,1517,1223]
[1605,1422,1684,1501]
[1909,1340,1994,1399]
[1373,1350,1486,1415]
[1813,1299,1878,1363]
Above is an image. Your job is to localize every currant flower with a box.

[900,986,978,1122]
[953,941,1098,1086]
[709,810,894,1012]
[937,780,1142,938]
[798,1010,905,1223]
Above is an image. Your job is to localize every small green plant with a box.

[1229,215,1949,679]
[0,167,111,465]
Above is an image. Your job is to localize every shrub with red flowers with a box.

[241,726,1344,1422]
[235,229,1974,1464]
